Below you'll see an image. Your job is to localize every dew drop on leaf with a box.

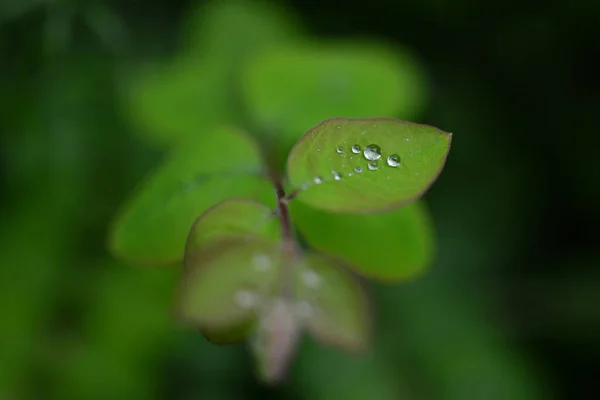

[387,154,400,167]
[294,300,313,318]
[253,253,271,271]
[234,290,257,309]
[336,146,343,154]
[332,171,342,181]
[368,161,379,171]
[363,144,381,161]
[313,176,323,184]
[351,144,361,154]
[354,166,363,173]
[302,269,321,288]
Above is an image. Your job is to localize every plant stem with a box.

[274,180,298,297]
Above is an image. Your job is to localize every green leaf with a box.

[183,0,302,65]
[125,60,235,146]
[241,41,429,152]
[185,198,280,261]
[290,200,434,281]
[293,253,370,352]
[176,238,282,331]
[287,118,452,214]
[109,126,275,265]
[126,0,302,147]
[181,198,280,345]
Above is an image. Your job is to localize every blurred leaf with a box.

[251,298,301,383]
[109,126,275,265]
[185,198,279,260]
[126,0,302,147]
[182,198,280,345]
[177,238,282,332]
[287,118,452,213]
[125,59,236,146]
[294,253,370,352]
[241,41,429,154]
[184,0,302,65]
[291,200,434,281]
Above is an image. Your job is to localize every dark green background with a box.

[1,0,598,399]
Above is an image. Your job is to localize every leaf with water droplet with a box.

[177,238,282,333]
[287,118,452,213]
[241,41,429,161]
[293,253,370,351]
[185,198,279,263]
[290,200,434,280]
[109,126,275,265]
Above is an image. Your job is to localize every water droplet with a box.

[354,166,363,173]
[253,253,271,271]
[363,144,382,161]
[336,146,343,154]
[347,172,354,177]
[332,171,342,181]
[387,154,401,167]
[302,269,321,288]
[361,131,366,135]
[234,290,257,309]
[403,138,410,142]
[368,161,379,171]
[314,176,322,184]
[351,144,361,154]
[337,125,341,129]
[294,301,313,318]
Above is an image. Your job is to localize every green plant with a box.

[109,116,451,382]
[107,0,452,385]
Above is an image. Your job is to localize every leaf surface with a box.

[287,118,452,213]
[293,253,370,351]
[109,127,275,265]
[185,198,279,261]
[241,41,429,153]
[290,200,434,280]
[177,238,282,331]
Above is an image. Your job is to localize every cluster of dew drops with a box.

[233,253,322,320]
[312,141,402,186]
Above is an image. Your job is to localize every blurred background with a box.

[1,0,599,399]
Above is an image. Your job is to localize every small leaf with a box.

[290,200,434,280]
[185,198,280,261]
[287,118,452,213]
[125,60,235,146]
[109,126,275,265]
[241,41,429,153]
[251,298,301,383]
[184,0,302,64]
[177,238,282,331]
[293,253,370,351]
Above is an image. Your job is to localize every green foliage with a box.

[290,200,434,280]
[109,126,275,265]
[125,0,302,147]
[241,41,428,151]
[108,0,451,380]
[287,118,452,213]
[293,253,369,351]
